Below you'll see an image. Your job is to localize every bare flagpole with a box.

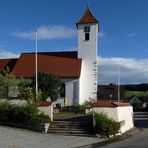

[35,30,38,101]
[118,66,120,102]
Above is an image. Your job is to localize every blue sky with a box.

[0,0,148,84]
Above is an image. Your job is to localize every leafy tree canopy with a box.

[0,67,18,98]
[32,72,62,101]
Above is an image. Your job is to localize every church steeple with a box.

[77,7,99,104]
[76,8,98,26]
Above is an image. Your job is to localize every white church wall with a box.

[62,78,79,105]
[78,24,98,104]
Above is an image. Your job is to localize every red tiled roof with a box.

[26,51,78,59]
[33,101,52,107]
[0,59,10,71]
[77,8,98,25]
[12,53,82,78]
[93,102,131,107]
[0,58,18,72]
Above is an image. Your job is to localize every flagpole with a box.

[35,30,38,100]
[118,66,120,102]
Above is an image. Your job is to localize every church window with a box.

[84,26,90,41]
[85,33,90,41]
[84,26,90,32]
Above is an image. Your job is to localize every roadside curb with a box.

[77,127,141,148]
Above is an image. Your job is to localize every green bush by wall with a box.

[0,103,51,125]
[94,112,120,137]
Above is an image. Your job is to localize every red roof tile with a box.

[77,8,98,25]
[12,53,82,78]
[93,102,131,107]
[0,58,18,72]
[0,59,10,71]
[33,101,52,107]
[26,51,78,59]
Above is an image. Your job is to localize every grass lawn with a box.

[125,91,148,98]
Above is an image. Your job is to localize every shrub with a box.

[18,87,34,104]
[61,105,84,113]
[36,90,47,101]
[0,67,18,98]
[0,103,51,125]
[94,112,120,137]
[132,103,143,110]
[81,98,94,109]
[34,113,51,124]
[0,103,10,121]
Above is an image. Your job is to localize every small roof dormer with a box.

[76,8,98,27]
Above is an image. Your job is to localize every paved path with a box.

[97,128,148,148]
[0,125,102,148]
[81,118,148,148]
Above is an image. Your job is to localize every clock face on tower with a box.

[84,26,90,32]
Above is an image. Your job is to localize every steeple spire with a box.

[76,8,98,26]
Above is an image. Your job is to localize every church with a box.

[0,8,99,105]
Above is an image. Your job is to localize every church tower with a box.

[76,8,99,104]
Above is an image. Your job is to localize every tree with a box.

[0,67,18,98]
[31,72,62,101]
[18,77,34,103]
[18,87,34,104]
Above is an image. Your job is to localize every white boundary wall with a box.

[93,106,134,133]
[38,104,53,121]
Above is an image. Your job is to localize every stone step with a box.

[134,112,148,120]
[48,128,91,132]
[50,125,91,129]
[134,118,148,120]
[51,121,91,126]
[48,120,93,136]
[134,115,148,118]
[52,120,90,124]
[48,132,94,137]
[48,129,91,134]
[49,126,92,131]
[51,123,91,127]
[134,112,148,115]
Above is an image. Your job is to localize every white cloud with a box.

[126,32,136,37]
[0,49,19,59]
[11,25,76,40]
[98,56,148,84]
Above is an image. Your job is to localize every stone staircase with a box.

[134,112,148,120]
[48,113,94,136]
[134,112,148,128]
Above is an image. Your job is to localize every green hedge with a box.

[0,103,51,125]
[95,112,120,137]
[60,105,85,113]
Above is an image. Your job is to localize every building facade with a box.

[0,8,99,105]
